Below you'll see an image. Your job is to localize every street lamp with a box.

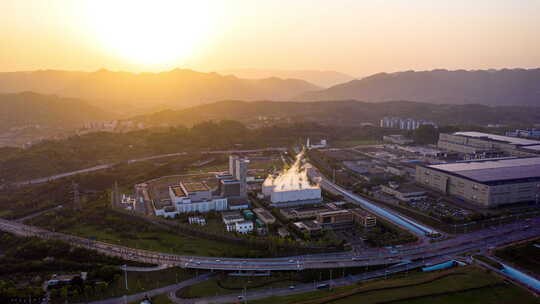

[123,265,128,290]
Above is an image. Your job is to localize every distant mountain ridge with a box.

[219,68,355,87]
[297,68,540,106]
[0,69,319,110]
[0,92,115,130]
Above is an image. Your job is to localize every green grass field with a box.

[186,163,228,174]
[71,267,194,302]
[65,224,260,257]
[495,237,540,276]
[250,266,537,304]
[131,294,174,304]
[179,274,299,298]
[26,198,266,258]
[333,139,382,148]
[396,284,536,304]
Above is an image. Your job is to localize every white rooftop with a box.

[263,151,319,192]
[428,157,540,183]
[454,131,540,146]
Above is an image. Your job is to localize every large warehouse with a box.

[438,132,540,158]
[416,157,540,207]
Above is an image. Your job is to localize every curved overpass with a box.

[0,217,537,271]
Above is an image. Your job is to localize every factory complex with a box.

[438,131,540,158]
[416,157,540,207]
[138,147,383,242]
[152,155,249,218]
[415,131,540,207]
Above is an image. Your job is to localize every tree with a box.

[60,286,68,299]
[84,284,93,298]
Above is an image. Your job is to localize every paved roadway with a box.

[75,273,215,304]
[169,255,453,304]
[13,147,287,186]
[14,205,63,223]
[0,217,538,272]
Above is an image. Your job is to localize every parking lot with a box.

[406,198,472,221]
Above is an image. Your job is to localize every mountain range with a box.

[219,69,355,87]
[298,68,540,106]
[0,69,319,112]
[1,68,539,112]
[0,92,114,130]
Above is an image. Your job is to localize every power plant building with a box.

[262,152,321,207]
[162,181,228,215]
[416,157,540,207]
[228,155,249,197]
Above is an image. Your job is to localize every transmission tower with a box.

[72,181,81,210]
[111,181,120,207]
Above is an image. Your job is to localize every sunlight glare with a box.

[84,0,217,65]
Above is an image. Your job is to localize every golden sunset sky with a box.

[1,0,539,76]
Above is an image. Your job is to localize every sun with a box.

[83,1,217,66]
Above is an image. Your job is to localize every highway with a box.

[1,216,538,272]
[169,255,454,304]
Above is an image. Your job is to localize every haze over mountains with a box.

[219,69,355,87]
[0,69,319,111]
[0,92,114,130]
[1,68,539,112]
[0,67,539,134]
[298,68,540,106]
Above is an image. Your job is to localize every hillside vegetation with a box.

[134,100,540,127]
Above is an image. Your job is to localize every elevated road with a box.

[170,255,453,304]
[0,217,538,271]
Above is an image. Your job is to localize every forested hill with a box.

[0,121,387,182]
[0,92,115,130]
[297,68,540,106]
[133,100,540,127]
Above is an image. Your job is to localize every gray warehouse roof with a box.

[453,132,540,146]
[428,157,540,183]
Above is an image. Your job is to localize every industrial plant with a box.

[150,155,250,218]
[262,150,322,207]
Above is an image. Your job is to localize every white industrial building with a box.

[233,221,254,234]
[380,117,437,130]
[416,157,540,207]
[222,211,245,225]
[153,181,228,217]
[307,138,327,149]
[262,151,322,207]
[153,202,179,218]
